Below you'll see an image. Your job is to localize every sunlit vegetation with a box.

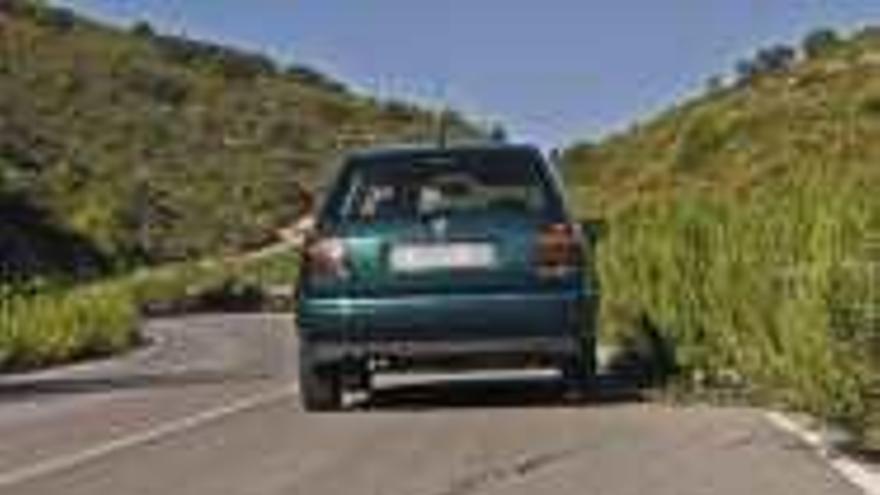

[564,27,880,449]
[1,280,137,370]
[0,0,482,273]
[1,245,300,371]
[0,1,480,370]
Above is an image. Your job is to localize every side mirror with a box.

[579,218,608,246]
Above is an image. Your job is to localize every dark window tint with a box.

[331,150,559,222]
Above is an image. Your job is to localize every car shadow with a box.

[360,369,649,411]
[0,369,272,402]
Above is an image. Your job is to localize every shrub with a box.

[284,66,349,94]
[0,246,300,370]
[131,21,155,38]
[598,175,876,430]
[125,64,190,105]
[736,44,797,82]
[0,281,137,370]
[803,28,842,59]
[860,93,880,117]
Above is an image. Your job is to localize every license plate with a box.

[390,243,496,273]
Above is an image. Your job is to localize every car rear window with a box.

[329,150,560,222]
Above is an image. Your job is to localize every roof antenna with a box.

[436,108,450,149]
[432,79,451,149]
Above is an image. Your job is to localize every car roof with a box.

[347,144,544,164]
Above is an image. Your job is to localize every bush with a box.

[131,21,155,38]
[737,44,797,82]
[37,6,75,32]
[1,281,137,370]
[125,64,190,105]
[284,66,348,94]
[598,177,876,428]
[803,28,841,59]
[1,246,300,371]
[3,1,76,31]
[860,93,880,117]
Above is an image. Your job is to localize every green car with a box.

[295,144,598,411]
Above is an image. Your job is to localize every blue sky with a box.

[56,1,880,148]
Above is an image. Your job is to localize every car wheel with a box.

[561,347,596,401]
[299,349,342,412]
[339,361,372,393]
[355,363,373,392]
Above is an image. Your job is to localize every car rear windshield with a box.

[329,150,560,222]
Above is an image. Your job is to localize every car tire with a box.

[339,361,372,393]
[299,348,342,412]
[355,363,373,392]
[561,340,597,401]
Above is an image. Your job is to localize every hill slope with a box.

[564,29,879,447]
[0,1,482,276]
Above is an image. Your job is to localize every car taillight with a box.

[305,236,349,280]
[535,223,581,277]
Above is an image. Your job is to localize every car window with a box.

[337,152,556,222]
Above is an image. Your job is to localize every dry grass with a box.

[1,246,300,372]
[565,35,880,449]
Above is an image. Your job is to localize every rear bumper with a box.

[297,290,596,365]
[306,336,579,367]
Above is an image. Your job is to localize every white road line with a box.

[766,411,880,495]
[0,386,296,489]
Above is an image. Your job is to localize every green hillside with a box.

[564,29,879,447]
[0,1,482,278]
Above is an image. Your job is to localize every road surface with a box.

[0,314,863,495]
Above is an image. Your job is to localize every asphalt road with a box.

[0,314,862,495]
